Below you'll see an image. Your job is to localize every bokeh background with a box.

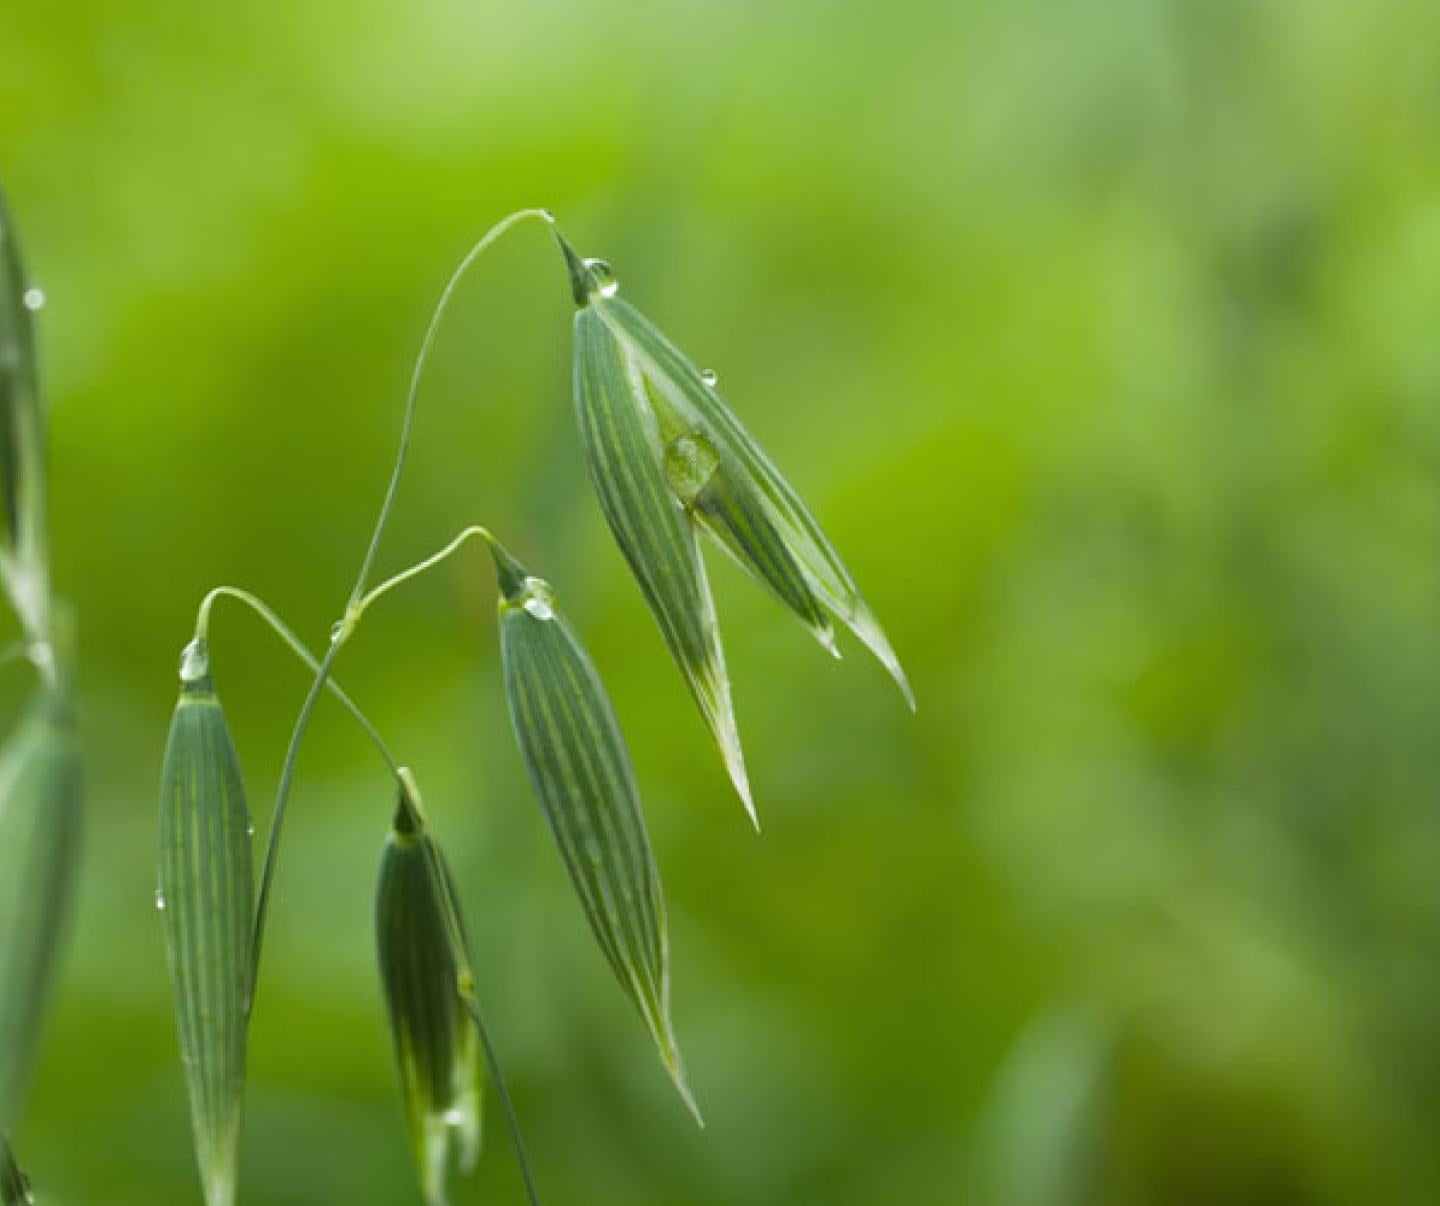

[3,1,1440,1202]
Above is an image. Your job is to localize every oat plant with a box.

[158,208,910,1205]
[0,184,83,1202]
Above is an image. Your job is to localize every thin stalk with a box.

[250,635,344,984]
[252,207,555,989]
[354,525,497,617]
[346,208,554,612]
[246,210,561,1199]
[195,586,402,778]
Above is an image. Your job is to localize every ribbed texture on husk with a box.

[375,795,480,1205]
[157,645,253,1206]
[492,548,698,1121]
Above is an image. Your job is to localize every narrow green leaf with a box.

[0,686,82,1131]
[157,638,254,1206]
[376,786,481,1206]
[0,184,47,584]
[489,541,700,1121]
[572,304,754,821]
[0,1133,31,1206]
[594,290,913,708]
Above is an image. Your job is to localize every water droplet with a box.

[443,1106,468,1127]
[583,257,619,298]
[538,208,555,224]
[21,287,44,312]
[154,890,167,912]
[519,576,556,621]
[663,432,720,504]
[700,369,718,387]
[245,821,256,838]
[179,638,209,684]
[330,620,345,642]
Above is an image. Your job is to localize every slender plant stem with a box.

[354,525,496,616]
[250,635,344,984]
[195,586,402,778]
[252,207,553,989]
[346,208,554,612]
[246,208,559,1199]
[461,993,543,1206]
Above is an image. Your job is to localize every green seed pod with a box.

[489,539,699,1121]
[0,184,48,590]
[375,782,480,1206]
[0,685,81,1132]
[157,638,253,1206]
[562,233,912,709]
[572,300,753,823]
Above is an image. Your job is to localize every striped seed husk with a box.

[375,787,481,1206]
[489,540,700,1121]
[157,639,253,1206]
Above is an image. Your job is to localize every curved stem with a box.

[248,210,562,1199]
[196,586,402,778]
[460,993,543,1206]
[354,525,496,617]
[252,208,555,989]
[346,208,554,611]
[250,634,344,986]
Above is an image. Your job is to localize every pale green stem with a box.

[253,207,555,988]
[353,525,497,617]
[195,586,402,778]
[346,208,554,613]
[248,209,558,1202]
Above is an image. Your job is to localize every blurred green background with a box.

[3,0,1440,1202]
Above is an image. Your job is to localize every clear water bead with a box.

[519,576,556,621]
[583,257,619,298]
[21,287,44,312]
[178,638,208,684]
[700,369,718,387]
[154,890,167,911]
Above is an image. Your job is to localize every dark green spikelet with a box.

[0,185,50,636]
[562,235,912,710]
[572,294,753,823]
[0,1133,31,1206]
[157,638,254,1206]
[488,538,700,1121]
[0,685,81,1131]
[376,781,481,1206]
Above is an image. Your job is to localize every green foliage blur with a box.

[3,1,1439,1202]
